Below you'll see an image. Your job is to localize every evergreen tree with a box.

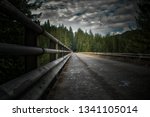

[137,0,150,31]
[136,0,150,53]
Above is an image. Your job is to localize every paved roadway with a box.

[46,53,150,100]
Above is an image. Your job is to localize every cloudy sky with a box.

[32,0,138,35]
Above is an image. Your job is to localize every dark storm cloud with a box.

[32,0,137,35]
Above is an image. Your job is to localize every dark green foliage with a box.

[75,29,92,52]
[75,29,149,53]
[137,0,150,31]
[0,56,24,84]
[136,0,150,53]
[42,20,75,50]
[37,35,50,66]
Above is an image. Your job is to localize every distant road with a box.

[46,53,150,100]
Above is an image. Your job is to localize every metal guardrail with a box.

[0,54,71,99]
[0,43,70,55]
[80,52,150,62]
[0,0,72,99]
[92,52,150,60]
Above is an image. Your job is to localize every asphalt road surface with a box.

[46,53,150,100]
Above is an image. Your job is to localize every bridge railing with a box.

[81,52,150,60]
[80,52,150,66]
[0,0,72,99]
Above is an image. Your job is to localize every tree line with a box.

[42,21,149,53]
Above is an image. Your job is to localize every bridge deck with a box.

[46,53,150,100]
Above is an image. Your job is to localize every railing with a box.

[81,52,150,60]
[80,52,150,65]
[0,0,72,99]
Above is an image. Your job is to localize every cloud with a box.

[68,16,78,21]
[103,14,135,24]
[33,0,137,35]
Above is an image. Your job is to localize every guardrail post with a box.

[25,28,38,72]
[58,45,61,58]
[63,46,65,57]
[65,48,68,56]
[49,40,56,61]
[61,46,64,58]
[56,43,58,59]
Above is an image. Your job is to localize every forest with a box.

[0,0,150,84]
[42,21,149,54]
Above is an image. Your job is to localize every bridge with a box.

[0,0,150,100]
[46,53,150,100]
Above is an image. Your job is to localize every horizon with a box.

[42,21,137,36]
